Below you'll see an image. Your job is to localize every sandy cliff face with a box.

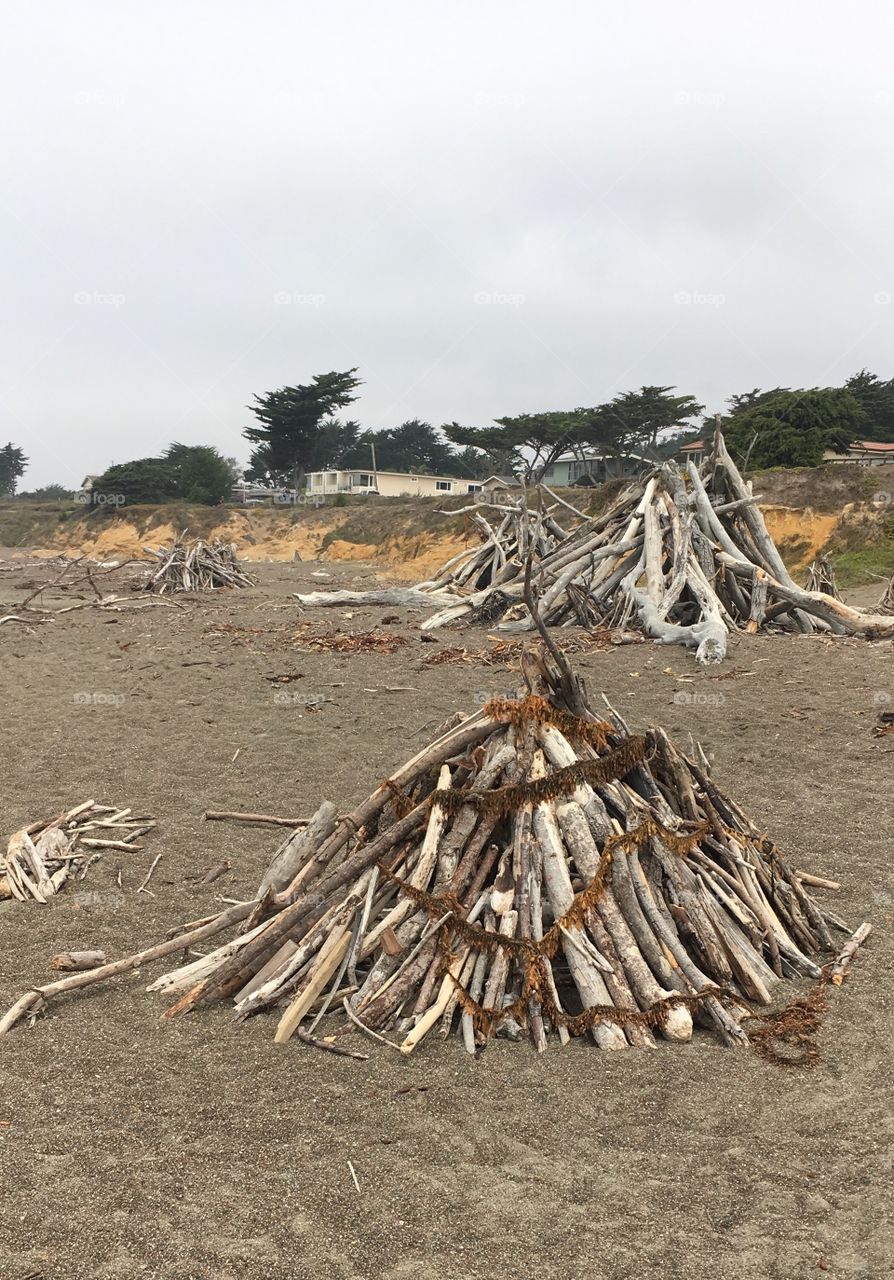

[3,486,890,583]
[762,507,842,568]
[12,507,471,581]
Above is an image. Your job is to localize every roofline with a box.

[545,449,652,464]
[306,469,475,483]
[825,442,894,455]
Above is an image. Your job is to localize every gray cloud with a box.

[1,0,892,485]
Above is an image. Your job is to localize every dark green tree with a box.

[340,421,459,475]
[18,483,73,500]
[92,458,178,505]
[0,443,28,496]
[445,412,580,482]
[724,387,791,414]
[445,391,701,481]
[163,443,236,504]
[722,388,866,468]
[451,444,505,480]
[440,424,524,478]
[94,444,240,506]
[579,386,704,458]
[322,419,363,469]
[379,419,456,474]
[244,369,362,488]
[843,370,894,442]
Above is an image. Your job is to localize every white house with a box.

[305,469,482,498]
[538,449,647,486]
[75,475,100,504]
[480,474,523,495]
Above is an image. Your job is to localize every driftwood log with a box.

[50,951,107,972]
[0,652,869,1063]
[203,810,311,828]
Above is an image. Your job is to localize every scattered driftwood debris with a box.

[424,630,639,668]
[0,651,869,1064]
[294,628,409,655]
[294,430,894,664]
[873,711,894,738]
[0,556,178,626]
[146,533,255,593]
[805,554,841,600]
[204,616,271,645]
[1,803,157,903]
[205,622,407,656]
[878,572,894,612]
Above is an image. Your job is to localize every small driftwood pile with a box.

[878,572,894,612]
[146,534,254,593]
[805,554,841,600]
[1,803,156,903]
[294,430,894,664]
[0,652,869,1062]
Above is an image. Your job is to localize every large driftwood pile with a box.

[146,533,254,593]
[295,431,894,663]
[0,653,869,1060]
[1,803,156,902]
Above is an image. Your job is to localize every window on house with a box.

[467,483,482,492]
[353,473,374,486]
[569,459,602,482]
[436,480,452,491]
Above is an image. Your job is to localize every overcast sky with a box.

[2,1,892,487]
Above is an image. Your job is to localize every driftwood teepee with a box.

[146,533,254,593]
[805,553,841,600]
[0,643,869,1059]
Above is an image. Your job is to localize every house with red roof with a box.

[677,440,706,459]
[823,440,894,466]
